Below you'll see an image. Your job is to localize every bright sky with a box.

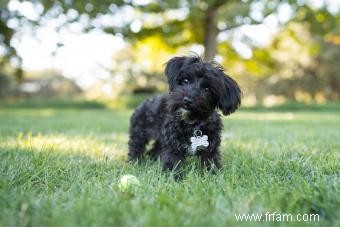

[5,0,340,88]
[17,30,126,88]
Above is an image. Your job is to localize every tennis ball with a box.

[118,175,140,191]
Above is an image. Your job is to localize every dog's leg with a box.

[149,140,162,160]
[128,126,148,161]
[161,151,184,180]
[200,150,222,174]
[161,151,183,171]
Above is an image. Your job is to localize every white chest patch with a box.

[190,133,209,155]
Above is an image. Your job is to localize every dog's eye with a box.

[181,78,189,85]
[204,87,210,92]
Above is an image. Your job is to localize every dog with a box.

[128,55,241,176]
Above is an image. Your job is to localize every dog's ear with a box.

[218,73,242,115]
[165,56,200,91]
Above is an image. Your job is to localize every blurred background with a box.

[0,0,339,108]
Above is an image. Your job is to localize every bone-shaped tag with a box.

[190,135,209,154]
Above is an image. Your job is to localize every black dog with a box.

[128,55,241,175]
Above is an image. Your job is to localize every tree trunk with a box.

[203,6,218,62]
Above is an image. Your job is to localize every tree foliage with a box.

[1,0,282,61]
[220,4,340,102]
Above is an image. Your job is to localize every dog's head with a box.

[165,55,241,121]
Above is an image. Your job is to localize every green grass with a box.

[0,104,339,227]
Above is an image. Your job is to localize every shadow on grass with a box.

[1,96,340,112]
[240,102,340,112]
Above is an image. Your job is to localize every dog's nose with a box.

[183,97,193,107]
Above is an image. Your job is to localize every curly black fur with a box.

[128,55,241,176]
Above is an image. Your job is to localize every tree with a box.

[0,1,23,79]
[218,3,340,102]
[1,0,282,66]
[95,0,278,61]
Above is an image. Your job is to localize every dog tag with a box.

[190,130,209,155]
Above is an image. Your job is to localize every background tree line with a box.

[0,0,339,104]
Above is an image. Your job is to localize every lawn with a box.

[0,103,339,227]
